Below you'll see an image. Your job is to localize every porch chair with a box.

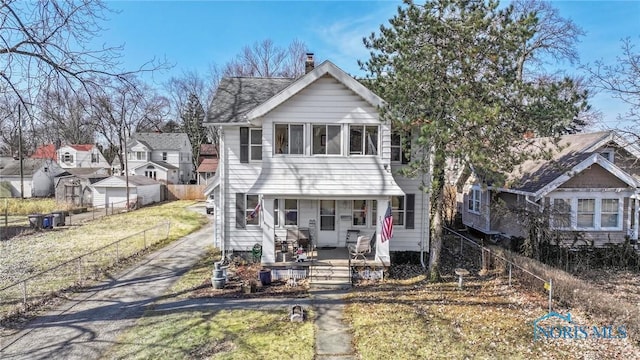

[349,235,371,263]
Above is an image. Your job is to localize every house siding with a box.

[461,184,491,233]
[559,164,629,188]
[219,76,426,253]
[490,192,528,238]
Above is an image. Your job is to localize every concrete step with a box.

[310,265,351,289]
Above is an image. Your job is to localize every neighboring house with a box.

[196,144,219,185]
[204,57,429,265]
[55,168,110,206]
[57,144,110,169]
[31,144,57,161]
[126,133,193,184]
[0,158,64,197]
[461,131,640,248]
[91,175,162,208]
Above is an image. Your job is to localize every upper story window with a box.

[91,152,98,163]
[275,124,304,155]
[312,125,341,155]
[240,127,262,162]
[129,151,146,161]
[250,129,262,160]
[62,152,73,163]
[349,125,378,156]
[162,152,168,161]
[391,131,410,163]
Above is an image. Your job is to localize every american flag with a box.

[381,204,393,242]
[248,202,260,220]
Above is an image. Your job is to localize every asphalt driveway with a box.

[0,208,214,360]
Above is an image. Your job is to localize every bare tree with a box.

[91,76,170,172]
[512,0,586,81]
[222,39,308,78]
[0,0,166,145]
[585,38,640,125]
[37,82,95,145]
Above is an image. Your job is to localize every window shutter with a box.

[236,193,246,229]
[240,127,249,163]
[406,194,415,229]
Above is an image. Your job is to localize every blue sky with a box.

[99,0,640,129]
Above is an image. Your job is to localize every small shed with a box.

[55,168,110,207]
[91,175,161,208]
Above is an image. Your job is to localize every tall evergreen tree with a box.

[361,0,586,281]
[181,93,208,172]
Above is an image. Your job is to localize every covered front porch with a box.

[258,197,393,267]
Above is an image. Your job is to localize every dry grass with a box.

[0,198,60,215]
[0,201,206,321]
[346,272,640,359]
[105,247,314,360]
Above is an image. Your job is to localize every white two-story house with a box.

[126,133,193,184]
[204,58,429,265]
[57,144,110,169]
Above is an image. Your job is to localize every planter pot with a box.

[259,268,272,286]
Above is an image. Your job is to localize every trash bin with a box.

[42,214,54,229]
[50,211,66,226]
[259,268,272,286]
[28,214,43,229]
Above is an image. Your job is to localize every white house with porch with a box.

[204,57,429,268]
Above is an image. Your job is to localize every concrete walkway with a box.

[0,217,214,360]
[312,289,357,360]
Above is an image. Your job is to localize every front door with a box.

[317,200,338,247]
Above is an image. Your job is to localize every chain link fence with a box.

[0,221,170,322]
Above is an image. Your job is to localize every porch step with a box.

[310,263,352,290]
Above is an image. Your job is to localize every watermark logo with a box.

[533,312,627,341]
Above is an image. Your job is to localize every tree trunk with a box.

[428,150,446,282]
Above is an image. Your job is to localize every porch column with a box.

[261,196,276,263]
[375,198,391,266]
[634,197,639,241]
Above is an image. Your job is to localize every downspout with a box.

[219,126,226,260]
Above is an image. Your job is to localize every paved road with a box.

[0,206,214,360]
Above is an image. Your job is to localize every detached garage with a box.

[92,175,161,208]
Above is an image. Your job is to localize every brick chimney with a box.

[305,53,315,73]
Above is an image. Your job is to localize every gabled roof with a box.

[55,168,109,178]
[0,158,59,176]
[128,133,191,151]
[495,130,640,199]
[67,144,94,152]
[205,60,385,125]
[92,175,160,187]
[199,143,218,157]
[197,158,218,173]
[31,144,57,160]
[132,160,179,171]
[206,77,294,124]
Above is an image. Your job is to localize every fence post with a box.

[143,229,147,249]
[116,242,119,263]
[22,280,27,306]
[77,257,83,284]
[548,278,553,313]
[508,262,512,287]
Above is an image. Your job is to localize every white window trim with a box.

[549,194,624,231]
[468,186,481,214]
[274,124,304,156]
[249,128,262,161]
[312,124,342,156]
[349,125,379,156]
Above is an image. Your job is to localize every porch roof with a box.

[248,165,405,197]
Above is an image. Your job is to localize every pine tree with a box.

[361,0,586,281]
